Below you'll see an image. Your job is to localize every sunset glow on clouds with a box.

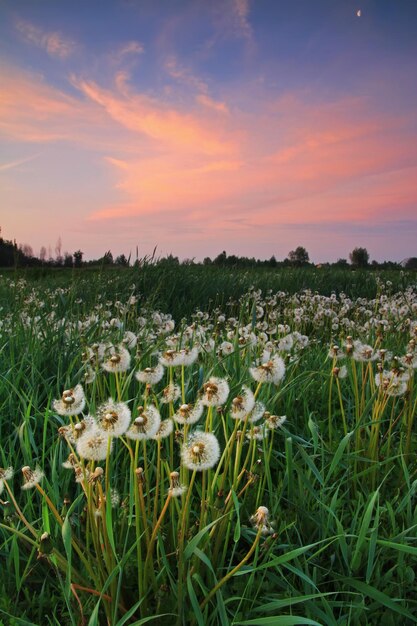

[1,0,416,262]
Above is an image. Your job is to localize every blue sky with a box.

[1,0,416,262]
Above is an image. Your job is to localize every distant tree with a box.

[63,252,73,267]
[115,254,129,267]
[334,258,349,268]
[405,257,417,270]
[100,250,114,265]
[349,247,369,268]
[39,246,47,263]
[213,251,227,266]
[287,246,310,266]
[73,250,83,267]
[19,243,34,258]
[158,254,179,266]
[55,237,63,265]
[203,257,212,265]
[268,255,278,267]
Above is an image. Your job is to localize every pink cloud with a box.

[1,61,416,262]
[73,75,236,156]
[15,18,76,59]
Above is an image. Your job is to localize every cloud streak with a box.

[15,18,76,59]
[0,153,42,172]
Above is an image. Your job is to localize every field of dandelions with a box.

[1,266,417,626]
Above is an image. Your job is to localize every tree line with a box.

[0,231,415,270]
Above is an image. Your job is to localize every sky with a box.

[1,0,416,263]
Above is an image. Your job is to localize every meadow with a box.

[0,265,416,626]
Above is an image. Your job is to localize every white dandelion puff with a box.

[250,506,274,535]
[102,345,131,373]
[159,350,184,367]
[21,466,44,490]
[248,401,266,424]
[265,414,287,430]
[126,405,161,441]
[76,426,112,461]
[179,346,199,366]
[168,471,187,497]
[173,401,204,425]
[135,363,165,385]
[52,384,86,416]
[0,467,13,495]
[181,432,220,471]
[160,382,181,404]
[152,419,174,440]
[230,386,255,421]
[96,399,131,437]
[201,377,230,407]
[249,355,286,385]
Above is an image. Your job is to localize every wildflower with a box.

[246,425,266,441]
[76,426,112,461]
[201,377,230,407]
[52,384,86,416]
[219,341,234,356]
[250,505,274,535]
[168,471,187,497]
[265,413,287,430]
[96,399,131,437]
[62,453,78,470]
[126,405,161,441]
[181,432,220,471]
[375,370,408,397]
[328,345,345,360]
[152,419,174,440]
[22,466,44,490]
[278,334,294,352]
[173,401,204,425]
[231,386,255,420]
[102,345,131,373]
[179,346,199,366]
[249,355,286,384]
[88,466,104,484]
[84,366,96,384]
[160,382,181,404]
[248,401,266,424]
[352,341,377,362]
[0,467,13,495]
[135,363,165,385]
[332,365,348,379]
[159,350,184,367]
[122,331,137,350]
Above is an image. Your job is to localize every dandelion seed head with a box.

[173,401,204,425]
[153,419,174,440]
[168,471,187,497]
[201,377,229,407]
[96,399,131,436]
[181,432,220,471]
[22,466,44,490]
[135,363,165,385]
[160,382,180,404]
[126,405,161,440]
[249,355,285,385]
[76,427,112,461]
[250,505,274,534]
[0,467,13,495]
[53,384,86,416]
[102,345,131,373]
[231,386,255,420]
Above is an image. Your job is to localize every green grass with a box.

[0,267,416,625]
